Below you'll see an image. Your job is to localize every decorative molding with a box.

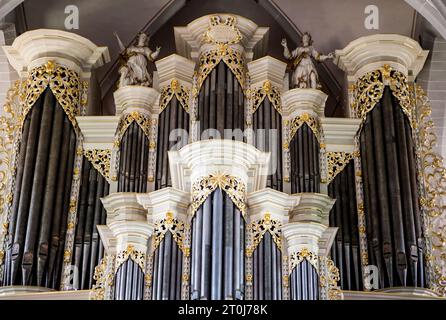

[168,139,270,195]
[155,53,196,89]
[113,85,160,116]
[174,14,269,62]
[335,34,428,82]
[319,255,342,300]
[247,55,287,91]
[159,79,190,113]
[3,28,109,78]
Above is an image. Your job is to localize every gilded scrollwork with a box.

[326,151,354,184]
[289,112,322,143]
[153,211,186,253]
[289,248,318,272]
[196,45,245,95]
[414,85,446,296]
[250,212,282,252]
[251,80,282,115]
[191,172,247,217]
[23,61,81,129]
[318,255,342,300]
[203,15,242,46]
[90,254,115,300]
[353,65,414,132]
[115,244,146,271]
[159,79,190,113]
[84,149,111,182]
[115,111,152,145]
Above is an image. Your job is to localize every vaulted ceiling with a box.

[10,0,441,115]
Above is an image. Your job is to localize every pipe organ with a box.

[0,15,445,301]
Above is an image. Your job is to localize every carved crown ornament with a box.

[114,111,153,147]
[115,244,146,272]
[289,248,318,272]
[326,151,355,184]
[191,172,247,218]
[195,15,246,95]
[286,112,322,146]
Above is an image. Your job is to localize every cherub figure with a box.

[281,32,335,89]
[114,31,161,88]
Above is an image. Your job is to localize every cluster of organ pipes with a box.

[0,17,439,301]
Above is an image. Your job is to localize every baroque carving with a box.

[159,79,190,113]
[319,255,342,300]
[251,80,282,114]
[414,85,446,296]
[115,244,146,271]
[114,31,161,88]
[153,211,186,253]
[84,149,111,182]
[281,32,335,89]
[23,61,81,129]
[115,111,152,145]
[90,255,115,300]
[250,212,282,252]
[326,151,354,184]
[289,248,318,272]
[353,65,414,132]
[191,172,247,218]
[288,112,322,143]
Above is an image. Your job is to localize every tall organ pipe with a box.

[290,124,320,193]
[190,189,245,300]
[4,88,76,288]
[359,85,425,288]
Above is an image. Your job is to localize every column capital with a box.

[137,187,190,223]
[113,86,160,116]
[3,28,109,78]
[155,53,196,90]
[246,188,299,223]
[247,55,287,91]
[168,140,270,194]
[98,192,152,255]
[335,34,428,82]
[282,88,327,119]
[320,117,361,153]
[289,193,335,225]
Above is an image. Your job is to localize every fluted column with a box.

[247,56,287,191]
[137,187,190,300]
[282,193,337,300]
[114,86,159,192]
[246,188,299,300]
[282,89,326,194]
[169,139,270,300]
[98,193,152,300]
[0,29,109,291]
[154,54,195,190]
[336,34,429,289]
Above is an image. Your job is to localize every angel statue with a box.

[281,32,335,89]
[114,31,161,88]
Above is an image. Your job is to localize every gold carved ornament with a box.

[159,79,190,113]
[191,172,247,218]
[318,255,342,300]
[288,112,322,145]
[289,248,318,272]
[91,254,115,300]
[248,212,282,254]
[354,65,414,133]
[153,212,187,253]
[23,61,81,130]
[414,85,446,296]
[115,244,146,271]
[83,149,111,182]
[195,15,245,95]
[115,111,152,146]
[326,151,354,184]
[251,80,282,115]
